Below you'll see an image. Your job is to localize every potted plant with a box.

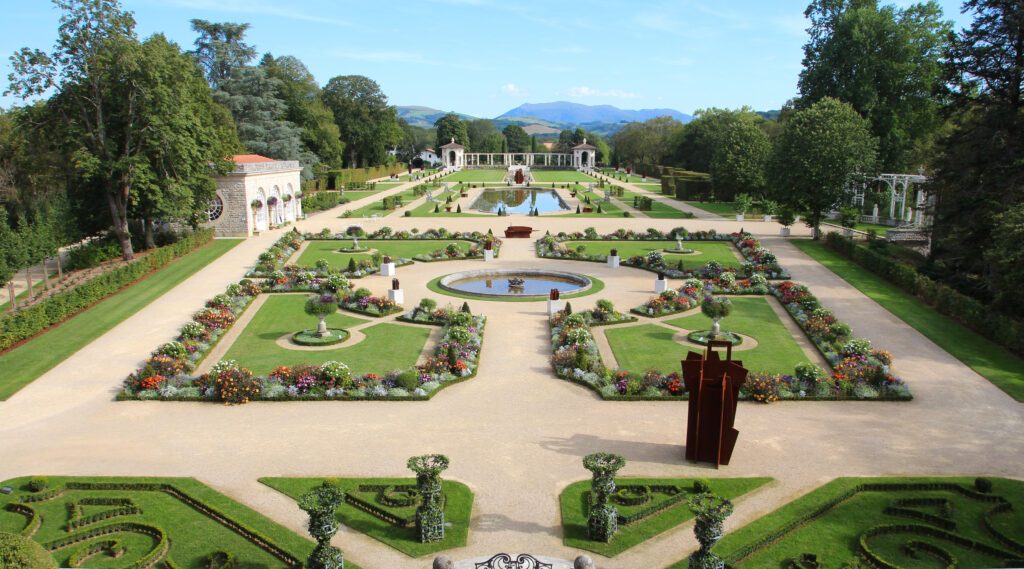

[305,293,338,337]
[267,196,279,207]
[734,193,753,221]
[701,296,733,338]
[761,199,779,222]
[839,206,860,237]
[284,194,293,202]
[778,209,796,237]
[251,199,263,210]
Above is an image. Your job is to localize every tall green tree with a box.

[675,108,772,198]
[434,113,468,151]
[216,66,306,165]
[8,0,237,260]
[502,124,530,152]
[189,19,255,89]
[322,75,402,167]
[610,117,684,166]
[799,0,951,171]
[466,119,499,152]
[929,0,1024,313]
[261,54,345,169]
[768,97,878,238]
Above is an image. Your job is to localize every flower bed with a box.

[119,288,485,403]
[536,228,789,279]
[552,291,911,401]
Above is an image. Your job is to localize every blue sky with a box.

[1,0,973,117]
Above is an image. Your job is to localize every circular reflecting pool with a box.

[439,269,591,298]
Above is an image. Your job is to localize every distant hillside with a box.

[397,106,476,127]
[498,101,692,126]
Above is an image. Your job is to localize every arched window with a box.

[207,194,224,221]
[254,188,268,231]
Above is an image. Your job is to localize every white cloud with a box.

[501,83,527,96]
[156,0,349,26]
[566,86,639,99]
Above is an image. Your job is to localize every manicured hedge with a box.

[824,232,1024,356]
[0,230,214,353]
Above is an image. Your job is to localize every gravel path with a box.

[0,207,1020,569]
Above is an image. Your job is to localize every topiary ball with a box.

[0,532,57,569]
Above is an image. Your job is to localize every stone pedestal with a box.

[735,214,744,222]
[547,299,563,316]
[483,249,494,262]
[388,288,404,305]
[607,255,620,269]
[654,278,668,293]
[780,227,791,237]
[381,262,396,276]
[763,215,772,222]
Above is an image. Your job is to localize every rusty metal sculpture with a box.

[681,340,748,467]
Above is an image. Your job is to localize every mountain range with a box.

[396,101,694,136]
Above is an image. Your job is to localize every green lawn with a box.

[0,239,240,400]
[556,189,622,218]
[445,170,506,182]
[221,294,429,375]
[666,477,1024,569]
[792,239,1024,401]
[564,240,743,268]
[340,190,378,201]
[343,188,419,218]
[561,477,771,557]
[296,239,478,271]
[601,172,658,184]
[0,476,320,569]
[619,188,695,219]
[605,297,810,375]
[261,477,473,558]
[683,201,742,216]
[532,170,598,183]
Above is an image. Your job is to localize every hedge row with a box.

[345,491,416,528]
[0,229,215,353]
[4,502,40,537]
[824,232,1024,356]
[66,539,126,568]
[616,486,689,526]
[724,482,1014,566]
[301,191,350,213]
[43,521,169,569]
[58,482,301,566]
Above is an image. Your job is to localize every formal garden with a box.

[0,476,316,569]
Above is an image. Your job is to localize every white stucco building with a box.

[204,154,303,237]
[572,139,597,170]
[419,147,440,165]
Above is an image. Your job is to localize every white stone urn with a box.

[780,227,792,237]
[735,214,744,222]
[711,318,721,337]
[316,316,329,337]
[763,214,773,222]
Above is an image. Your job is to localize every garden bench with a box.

[504,226,534,238]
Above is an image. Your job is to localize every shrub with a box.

[65,237,123,270]
[0,532,58,569]
[840,338,872,357]
[27,476,48,492]
[211,361,260,404]
[419,298,437,313]
[319,361,352,389]
[396,369,420,391]
[975,477,993,493]
[746,373,781,403]
[693,479,711,494]
[701,297,732,320]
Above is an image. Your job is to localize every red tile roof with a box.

[232,154,275,164]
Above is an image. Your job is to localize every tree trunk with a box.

[144,218,156,250]
[107,187,134,261]
[811,211,822,240]
[56,253,63,281]
[25,264,34,300]
[7,282,16,312]
[42,258,50,290]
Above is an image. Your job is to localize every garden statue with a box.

[583,452,626,542]
[408,454,450,542]
[681,341,748,467]
[426,188,435,202]
[383,255,391,264]
[392,278,400,290]
[686,493,734,569]
[550,288,560,301]
[299,481,346,569]
[305,294,338,337]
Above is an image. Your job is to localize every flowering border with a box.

[535,229,790,279]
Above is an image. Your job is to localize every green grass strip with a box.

[0,239,241,400]
[260,477,473,558]
[618,188,695,219]
[561,477,771,557]
[426,274,605,302]
[792,239,1024,401]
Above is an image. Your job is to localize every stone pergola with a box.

[440,138,466,169]
[850,173,931,226]
[441,139,599,171]
[572,139,597,170]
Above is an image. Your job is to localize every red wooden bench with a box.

[504,226,534,238]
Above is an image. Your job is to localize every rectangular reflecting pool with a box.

[470,188,569,214]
